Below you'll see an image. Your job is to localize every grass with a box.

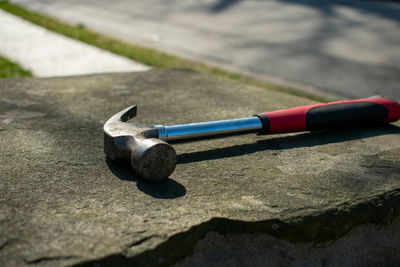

[0,1,328,102]
[0,55,32,78]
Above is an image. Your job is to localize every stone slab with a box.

[0,69,399,266]
[0,10,149,77]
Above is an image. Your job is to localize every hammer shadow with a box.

[177,125,400,164]
[106,157,186,199]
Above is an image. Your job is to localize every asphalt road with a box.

[12,0,400,99]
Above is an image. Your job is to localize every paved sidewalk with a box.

[0,9,149,77]
[10,0,400,99]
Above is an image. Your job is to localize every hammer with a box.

[104,97,400,182]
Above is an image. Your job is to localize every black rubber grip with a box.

[306,102,388,131]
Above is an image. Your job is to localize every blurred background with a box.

[1,0,400,100]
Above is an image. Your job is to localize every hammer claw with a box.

[120,105,137,122]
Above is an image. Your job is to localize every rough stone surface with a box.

[0,69,399,266]
[176,216,400,267]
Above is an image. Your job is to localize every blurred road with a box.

[11,0,400,99]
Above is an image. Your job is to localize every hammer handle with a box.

[157,97,399,141]
[256,97,400,134]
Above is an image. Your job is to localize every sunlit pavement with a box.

[8,0,400,99]
[0,9,149,77]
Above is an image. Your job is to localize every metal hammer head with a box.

[104,105,176,182]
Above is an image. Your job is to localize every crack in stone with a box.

[0,238,22,250]
[25,255,78,264]
[128,235,161,248]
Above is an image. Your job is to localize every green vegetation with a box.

[0,1,328,101]
[0,55,32,78]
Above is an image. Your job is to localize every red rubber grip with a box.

[260,97,400,134]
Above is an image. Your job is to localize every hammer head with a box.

[104,105,176,182]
